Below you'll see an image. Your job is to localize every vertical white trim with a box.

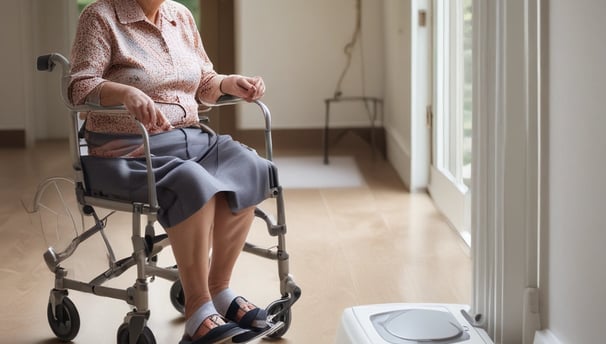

[471,0,498,335]
[410,0,431,189]
[472,0,541,343]
[523,1,541,343]
[537,0,552,340]
[523,0,540,291]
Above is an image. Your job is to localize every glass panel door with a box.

[428,0,473,245]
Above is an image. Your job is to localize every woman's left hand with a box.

[222,75,265,102]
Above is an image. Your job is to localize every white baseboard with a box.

[385,127,411,190]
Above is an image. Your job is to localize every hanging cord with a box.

[333,0,373,120]
[334,0,362,99]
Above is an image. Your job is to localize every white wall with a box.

[236,0,425,190]
[0,0,75,144]
[382,0,429,190]
[33,0,78,140]
[0,1,34,142]
[382,0,412,188]
[235,0,385,130]
[542,0,606,342]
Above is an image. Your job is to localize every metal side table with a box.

[323,96,384,164]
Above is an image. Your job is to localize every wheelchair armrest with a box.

[197,95,241,115]
[216,95,243,106]
[198,96,274,160]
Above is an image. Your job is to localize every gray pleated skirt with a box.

[81,128,276,228]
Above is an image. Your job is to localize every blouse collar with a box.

[114,0,176,26]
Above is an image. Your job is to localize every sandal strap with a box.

[225,297,268,330]
[239,308,265,328]
[181,315,244,344]
[201,315,228,333]
[202,317,241,342]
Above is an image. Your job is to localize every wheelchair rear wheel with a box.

[28,177,84,252]
[116,323,156,344]
[169,279,185,314]
[47,296,80,341]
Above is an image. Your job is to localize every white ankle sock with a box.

[185,300,217,338]
[213,288,238,316]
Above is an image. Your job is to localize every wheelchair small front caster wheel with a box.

[47,296,80,341]
[116,323,156,344]
[266,299,292,339]
[169,279,185,314]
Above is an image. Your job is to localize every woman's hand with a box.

[122,87,171,130]
[99,81,172,130]
[221,75,265,102]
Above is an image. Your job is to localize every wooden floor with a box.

[0,133,471,344]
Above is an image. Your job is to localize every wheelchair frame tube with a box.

[254,99,273,161]
[212,96,274,161]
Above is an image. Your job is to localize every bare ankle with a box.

[209,284,229,298]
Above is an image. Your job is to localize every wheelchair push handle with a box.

[37,54,54,72]
[37,53,71,73]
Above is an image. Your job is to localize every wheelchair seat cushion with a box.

[81,128,276,228]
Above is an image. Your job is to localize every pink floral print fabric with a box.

[69,0,226,156]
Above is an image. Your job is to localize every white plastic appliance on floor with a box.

[335,303,493,344]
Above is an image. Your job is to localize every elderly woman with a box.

[69,0,274,343]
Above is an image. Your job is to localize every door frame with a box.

[427,0,472,246]
[199,0,237,134]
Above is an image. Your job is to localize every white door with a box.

[427,0,473,246]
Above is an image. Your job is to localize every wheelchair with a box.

[30,53,301,344]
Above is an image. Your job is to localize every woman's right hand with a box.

[122,87,172,130]
[99,81,172,130]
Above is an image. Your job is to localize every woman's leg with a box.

[166,196,216,326]
[167,195,250,341]
[208,193,255,296]
[208,195,270,331]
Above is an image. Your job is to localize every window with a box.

[173,0,199,26]
[434,0,472,185]
[462,0,472,184]
[77,0,91,13]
